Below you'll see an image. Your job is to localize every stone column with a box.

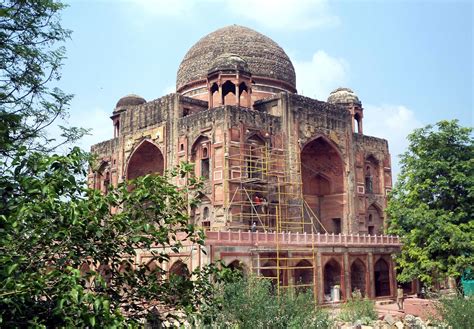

[208,83,213,109]
[344,252,351,299]
[235,81,240,107]
[219,83,223,106]
[316,252,324,303]
[368,252,375,298]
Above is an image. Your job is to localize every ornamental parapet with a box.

[195,231,402,248]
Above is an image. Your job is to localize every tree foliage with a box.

[387,120,474,285]
[0,148,222,326]
[0,0,86,160]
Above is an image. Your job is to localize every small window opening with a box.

[368,226,375,235]
[203,206,209,220]
[365,166,373,193]
[368,214,373,222]
[183,108,190,117]
[114,121,120,137]
[202,147,208,158]
[201,158,210,179]
[180,143,184,151]
[332,218,341,234]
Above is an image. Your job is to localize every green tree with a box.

[387,120,474,286]
[0,0,86,161]
[0,148,221,326]
[0,1,225,326]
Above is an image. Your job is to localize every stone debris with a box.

[335,314,446,329]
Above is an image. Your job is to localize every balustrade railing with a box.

[201,231,401,246]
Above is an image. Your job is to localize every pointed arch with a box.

[350,258,367,296]
[246,132,266,146]
[191,135,211,179]
[228,260,247,277]
[222,80,236,105]
[367,202,384,235]
[365,154,380,194]
[294,259,313,292]
[126,140,164,180]
[169,260,190,279]
[323,258,343,299]
[374,258,390,297]
[95,161,110,191]
[301,136,345,233]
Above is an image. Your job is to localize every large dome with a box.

[176,25,296,92]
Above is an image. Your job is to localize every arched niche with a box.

[301,137,344,233]
[228,260,247,277]
[245,134,266,180]
[366,203,384,235]
[191,135,211,179]
[126,141,164,180]
[365,155,380,194]
[323,259,343,299]
[95,161,110,193]
[374,258,391,297]
[169,260,190,279]
[350,259,367,296]
[294,259,313,293]
[260,260,283,289]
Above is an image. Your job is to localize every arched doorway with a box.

[126,141,164,180]
[301,137,344,233]
[323,259,342,300]
[294,260,313,293]
[374,258,391,297]
[350,259,366,296]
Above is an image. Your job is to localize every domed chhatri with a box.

[115,94,146,109]
[177,25,296,94]
[327,87,362,106]
[207,53,250,75]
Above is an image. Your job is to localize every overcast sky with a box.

[55,0,473,180]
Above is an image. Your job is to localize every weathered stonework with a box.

[90,25,399,303]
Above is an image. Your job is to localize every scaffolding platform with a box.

[223,141,327,297]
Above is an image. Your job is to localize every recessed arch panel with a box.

[126,141,164,180]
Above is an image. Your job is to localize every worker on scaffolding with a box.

[253,194,262,212]
[251,221,257,232]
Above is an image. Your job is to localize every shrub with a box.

[196,276,332,328]
[339,292,377,324]
[435,294,474,329]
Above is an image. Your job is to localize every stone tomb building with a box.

[91,25,401,302]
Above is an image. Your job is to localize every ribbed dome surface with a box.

[327,88,361,106]
[208,53,250,75]
[176,25,296,91]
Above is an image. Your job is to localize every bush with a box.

[339,292,377,325]
[196,276,332,328]
[435,294,474,329]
